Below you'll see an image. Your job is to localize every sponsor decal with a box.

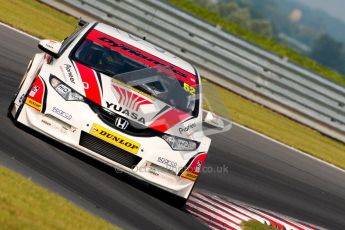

[25,76,45,111]
[46,40,57,49]
[83,82,89,89]
[18,93,25,104]
[29,86,39,97]
[181,153,207,181]
[112,85,152,112]
[41,119,51,126]
[86,29,198,87]
[63,64,75,84]
[106,101,146,124]
[181,171,198,181]
[89,123,140,154]
[112,79,155,101]
[52,107,72,120]
[148,167,160,176]
[157,157,177,169]
[179,123,196,135]
[26,98,42,111]
[195,160,202,173]
[114,117,129,130]
[40,116,71,134]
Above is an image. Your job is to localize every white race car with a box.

[8,21,214,206]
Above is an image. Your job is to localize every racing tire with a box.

[8,85,28,122]
[173,196,187,209]
[7,98,15,119]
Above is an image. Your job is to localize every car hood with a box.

[56,60,201,138]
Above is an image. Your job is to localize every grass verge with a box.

[241,220,276,230]
[166,0,345,87]
[0,0,78,40]
[0,166,117,230]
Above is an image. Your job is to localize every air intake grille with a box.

[79,131,141,169]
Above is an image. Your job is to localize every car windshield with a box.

[71,32,199,115]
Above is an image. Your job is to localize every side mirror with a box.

[78,19,88,27]
[38,39,62,59]
[202,110,225,129]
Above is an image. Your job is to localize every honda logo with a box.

[115,117,129,130]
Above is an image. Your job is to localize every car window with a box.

[72,38,199,115]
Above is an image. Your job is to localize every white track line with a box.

[193,192,269,225]
[190,192,318,230]
[233,122,345,174]
[188,196,242,224]
[0,22,39,41]
[190,193,250,222]
[217,193,312,230]
[186,203,241,230]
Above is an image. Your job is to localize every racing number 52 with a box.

[183,82,195,95]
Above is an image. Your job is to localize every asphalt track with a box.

[1,23,345,229]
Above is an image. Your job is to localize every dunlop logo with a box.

[89,123,140,154]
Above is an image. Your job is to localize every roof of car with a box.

[94,22,197,76]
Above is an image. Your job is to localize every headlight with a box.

[162,134,199,151]
[50,76,84,101]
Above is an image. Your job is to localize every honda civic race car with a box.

[8,21,215,205]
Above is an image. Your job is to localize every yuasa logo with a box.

[105,101,146,124]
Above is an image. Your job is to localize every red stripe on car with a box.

[149,108,191,132]
[113,85,123,104]
[75,61,102,105]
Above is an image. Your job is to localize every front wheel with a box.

[7,96,16,119]
[172,195,187,209]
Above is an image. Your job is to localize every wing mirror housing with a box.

[202,110,225,129]
[78,19,88,27]
[38,39,62,59]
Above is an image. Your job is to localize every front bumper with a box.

[17,103,197,198]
